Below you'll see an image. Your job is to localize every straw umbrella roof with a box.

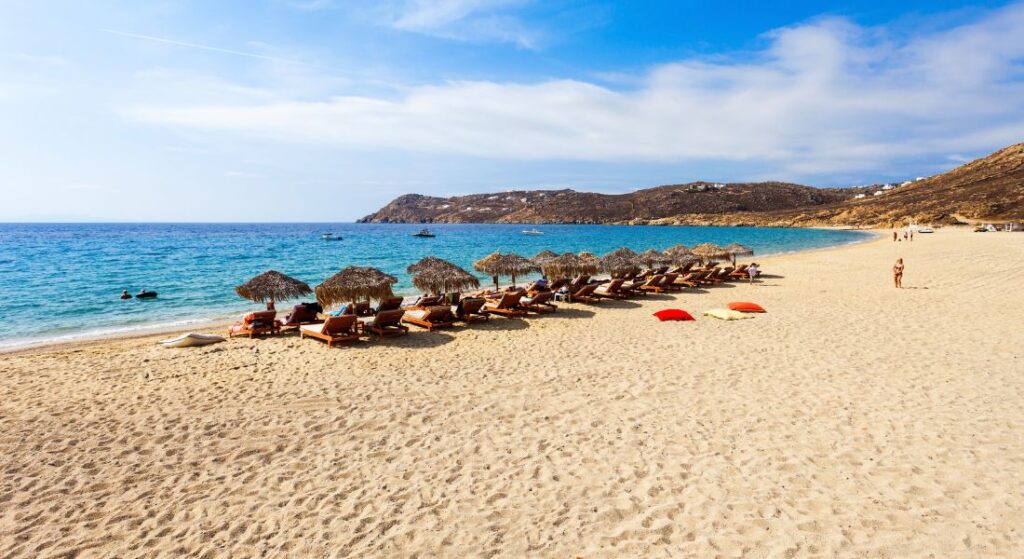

[408,257,480,294]
[473,252,538,287]
[531,249,559,267]
[406,256,451,275]
[691,242,731,261]
[670,253,701,267]
[663,244,694,264]
[578,252,601,271]
[473,252,535,276]
[638,249,671,267]
[315,266,397,308]
[724,243,755,257]
[601,247,640,275]
[234,270,312,303]
[540,252,596,279]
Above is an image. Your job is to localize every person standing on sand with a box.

[893,231,898,242]
[893,258,904,288]
[910,230,914,242]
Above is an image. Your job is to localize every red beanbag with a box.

[653,309,695,321]
[728,302,766,313]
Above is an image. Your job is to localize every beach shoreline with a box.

[0,228,882,355]
[3,226,1021,557]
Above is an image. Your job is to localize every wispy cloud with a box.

[101,29,306,65]
[126,3,1024,180]
[369,0,542,48]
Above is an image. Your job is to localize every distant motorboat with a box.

[321,232,342,241]
[521,229,544,235]
[412,229,435,238]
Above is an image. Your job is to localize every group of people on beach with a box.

[893,230,913,242]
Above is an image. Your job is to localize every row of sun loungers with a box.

[230,263,758,346]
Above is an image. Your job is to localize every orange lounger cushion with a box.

[653,309,694,321]
[728,302,766,313]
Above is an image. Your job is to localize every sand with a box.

[2,228,1023,558]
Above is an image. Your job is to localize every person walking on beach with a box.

[910,230,914,242]
[893,258,904,288]
[893,231,898,242]
[747,262,760,283]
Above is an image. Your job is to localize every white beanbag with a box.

[703,308,753,321]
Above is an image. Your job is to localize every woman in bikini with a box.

[893,258,904,288]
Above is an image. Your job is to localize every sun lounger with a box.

[280,303,322,330]
[672,272,702,289]
[300,315,360,347]
[454,297,490,323]
[637,274,668,293]
[593,278,628,299]
[376,297,404,313]
[228,310,279,338]
[402,305,456,331]
[362,309,409,337]
[569,283,601,303]
[729,264,749,279]
[568,275,591,292]
[483,291,527,318]
[661,273,681,291]
[405,295,442,309]
[521,290,557,313]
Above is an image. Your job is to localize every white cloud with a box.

[370,0,541,48]
[125,4,1024,178]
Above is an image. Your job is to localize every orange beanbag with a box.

[653,309,695,321]
[728,302,765,313]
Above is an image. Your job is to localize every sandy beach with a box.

[2,228,1022,558]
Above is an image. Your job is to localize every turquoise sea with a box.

[0,223,871,348]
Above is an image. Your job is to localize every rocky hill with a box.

[359,143,1024,227]
[358,182,869,224]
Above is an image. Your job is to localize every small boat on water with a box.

[412,229,435,238]
[521,229,544,235]
[321,232,342,241]
[917,227,934,234]
[136,290,158,299]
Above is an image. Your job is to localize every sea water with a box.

[0,223,871,348]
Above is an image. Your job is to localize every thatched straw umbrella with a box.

[723,243,755,266]
[235,270,312,309]
[473,252,538,289]
[407,257,480,294]
[315,266,398,309]
[638,249,670,268]
[531,250,559,270]
[663,244,694,265]
[407,256,451,275]
[578,252,601,271]
[601,247,640,277]
[540,252,597,280]
[691,242,731,263]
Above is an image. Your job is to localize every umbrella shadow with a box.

[470,318,532,332]
[366,331,458,349]
[540,308,596,319]
[589,299,642,309]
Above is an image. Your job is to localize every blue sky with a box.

[2,1,1022,221]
